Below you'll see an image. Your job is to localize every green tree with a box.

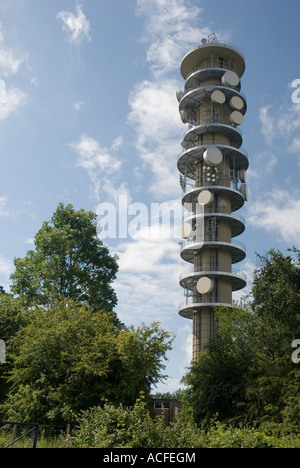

[2,302,173,425]
[3,302,118,424]
[184,248,300,431]
[252,248,300,335]
[11,203,119,316]
[115,323,174,405]
[0,292,24,413]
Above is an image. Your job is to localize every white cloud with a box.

[0,86,27,120]
[135,0,211,78]
[128,79,183,199]
[128,79,182,147]
[0,23,28,119]
[259,100,300,150]
[57,3,91,46]
[249,151,277,180]
[71,134,123,201]
[113,226,184,325]
[72,134,121,173]
[0,22,27,78]
[259,105,275,144]
[0,197,9,217]
[24,238,34,245]
[129,0,217,199]
[73,100,85,112]
[248,189,300,244]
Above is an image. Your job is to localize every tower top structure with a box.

[180,36,246,80]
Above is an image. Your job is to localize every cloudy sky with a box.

[1,0,300,393]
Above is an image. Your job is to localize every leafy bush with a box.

[70,395,203,448]
[70,395,300,448]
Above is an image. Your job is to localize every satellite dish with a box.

[198,190,213,206]
[222,71,240,87]
[176,90,184,102]
[239,169,246,183]
[211,90,226,104]
[230,96,244,110]
[196,277,213,295]
[230,111,244,125]
[180,110,188,123]
[203,147,223,166]
[201,38,207,44]
[240,183,248,201]
[180,222,193,239]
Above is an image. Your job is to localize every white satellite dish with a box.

[203,147,223,166]
[180,110,188,123]
[211,90,226,105]
[222,71,240,87]
[240,183,248,201]
[230,96,244,110]
[198,190,213,206]
[176,90,184,102]
[180,222,193,239]
[196,277,213,295]
[230,111,244,125]
[239,169,246,183]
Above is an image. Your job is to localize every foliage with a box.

[152,389,185,401]
[252,248,300,334]
[115,323,174,405]
[70,394,300,448]
[1,302,173,425]
[71,394,201,448]
[11,203,119,317]
[0,292,25,413]
[0,292,24,345]
[184,248,300,434]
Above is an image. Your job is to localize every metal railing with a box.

[182,84,247,104]
[182,210,245,225]
[179,296,231,309]
[179,267,246,282]
[180,238,246,252]
[178,145,249,161]
[0,421,39,448]
[181,181,244,195]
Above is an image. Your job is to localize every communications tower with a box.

[177,35,249,361]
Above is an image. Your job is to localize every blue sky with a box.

[1,0,300,393]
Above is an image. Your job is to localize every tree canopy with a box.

[2,302,173,424]
[184,248,300,434]
[11,203,119,316]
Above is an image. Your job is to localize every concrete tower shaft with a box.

[177,37,249,362]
